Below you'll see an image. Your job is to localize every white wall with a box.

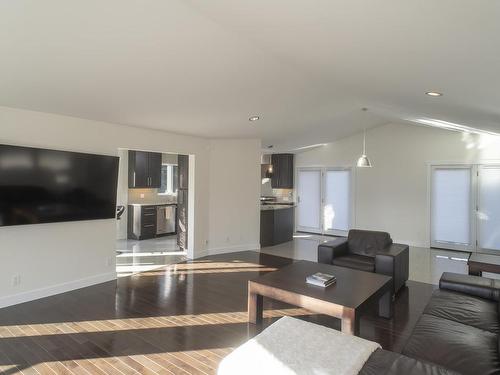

[0,106,260,307]
[296,122,500,247]
[206,139,261,255]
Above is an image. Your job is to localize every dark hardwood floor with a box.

[0,251,435,375]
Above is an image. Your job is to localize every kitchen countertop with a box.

[261,204,296,211]
[129,203,177,206]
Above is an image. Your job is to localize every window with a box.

[158,164,178,195]
[296,167,353,235]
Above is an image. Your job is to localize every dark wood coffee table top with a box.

[469,253,500,266]
[249,260,392,309]
[468,253,500,275]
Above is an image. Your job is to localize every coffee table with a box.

[248,260,393,335]
[468,253,500,276]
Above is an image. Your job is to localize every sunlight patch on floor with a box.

[0,308,311,337]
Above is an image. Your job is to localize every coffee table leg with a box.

[341,309,359,335]
[248,291,263,324]
[378,290,393,319]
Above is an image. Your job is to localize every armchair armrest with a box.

[376,243,409,257]
[439,272,500,301]
[318,238,348,264]
[375,243,409,294]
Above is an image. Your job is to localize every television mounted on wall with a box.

[0,144,119,227]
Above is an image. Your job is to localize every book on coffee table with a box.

[306,272,336,287]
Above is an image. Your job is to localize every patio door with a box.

[296,167,353,236]
[296,168,322,233]
[477,165,500,253]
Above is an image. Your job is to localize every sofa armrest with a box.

[439,272,500,301]
[318,238,348,264]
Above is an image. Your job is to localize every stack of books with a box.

[306,272,336,287]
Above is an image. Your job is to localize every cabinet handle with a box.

[143,224,154,228]
[144,213,155,216]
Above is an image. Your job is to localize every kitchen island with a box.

[260,205,295,247]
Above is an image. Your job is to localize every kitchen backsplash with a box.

[261,178,294,202]
[128,188,177,204]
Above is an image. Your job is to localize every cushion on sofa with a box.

[347,229,392,256]
[423,289,499,333]
[332,254,375,273]
[359,348,460,375]
[218,316,380,375]
[402,314,500,375]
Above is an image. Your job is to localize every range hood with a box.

[261,154,272,165]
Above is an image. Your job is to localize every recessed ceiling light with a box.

[425,91,443,97]
[249,116,260,122]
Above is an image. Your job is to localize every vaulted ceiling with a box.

[1,1,499,150]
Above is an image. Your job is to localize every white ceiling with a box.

[1,0,499,150]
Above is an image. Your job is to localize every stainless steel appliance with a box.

[156,205,176,235]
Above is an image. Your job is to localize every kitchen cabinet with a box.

[177,154,189,249]
[128,205,157,240]
[260,206,294,247]
[128,151,162,188]
[271,153,294,189]
[127,204,177,240]
[178,154,189,189]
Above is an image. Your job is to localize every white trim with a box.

[0,271,117,309]
[195,243,261,258]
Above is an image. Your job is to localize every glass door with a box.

[477,165,500,253]
[430,165,475,251]
[323,168,352,236]
[296,168,322,233]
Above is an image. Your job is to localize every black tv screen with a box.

[0,144,119,227]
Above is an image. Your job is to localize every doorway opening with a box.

[115,149,192,277]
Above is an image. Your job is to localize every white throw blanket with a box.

[218,316,380,375]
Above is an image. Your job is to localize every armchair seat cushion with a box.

[332,254,375,273]
[423,289,499,334]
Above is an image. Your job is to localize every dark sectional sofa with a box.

[359,272,500,375]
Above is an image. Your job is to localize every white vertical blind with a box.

[296,169,321,231]
[478,166,500,251]
[431,167,471,246]
[324,170,351,233]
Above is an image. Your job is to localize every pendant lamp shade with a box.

[357,129,372,168]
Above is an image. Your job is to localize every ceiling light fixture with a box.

[357,108,373,168]
[425,91,443,97]
[249,116,260,122]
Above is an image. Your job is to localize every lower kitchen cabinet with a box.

[127,204,177,240]
[260,207,294,247]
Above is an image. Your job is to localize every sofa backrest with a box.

[348,229,392,256]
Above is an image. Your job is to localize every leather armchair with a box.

[318,229,409,294]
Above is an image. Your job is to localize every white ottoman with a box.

[218,317,380,375]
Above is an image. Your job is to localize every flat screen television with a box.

[0,144,119,227]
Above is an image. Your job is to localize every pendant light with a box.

[357,108,373,168]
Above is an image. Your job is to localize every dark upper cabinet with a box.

[271,153,294,189]
[128,150,162,188]
[178,154,189,190]
[177,154,189,250]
